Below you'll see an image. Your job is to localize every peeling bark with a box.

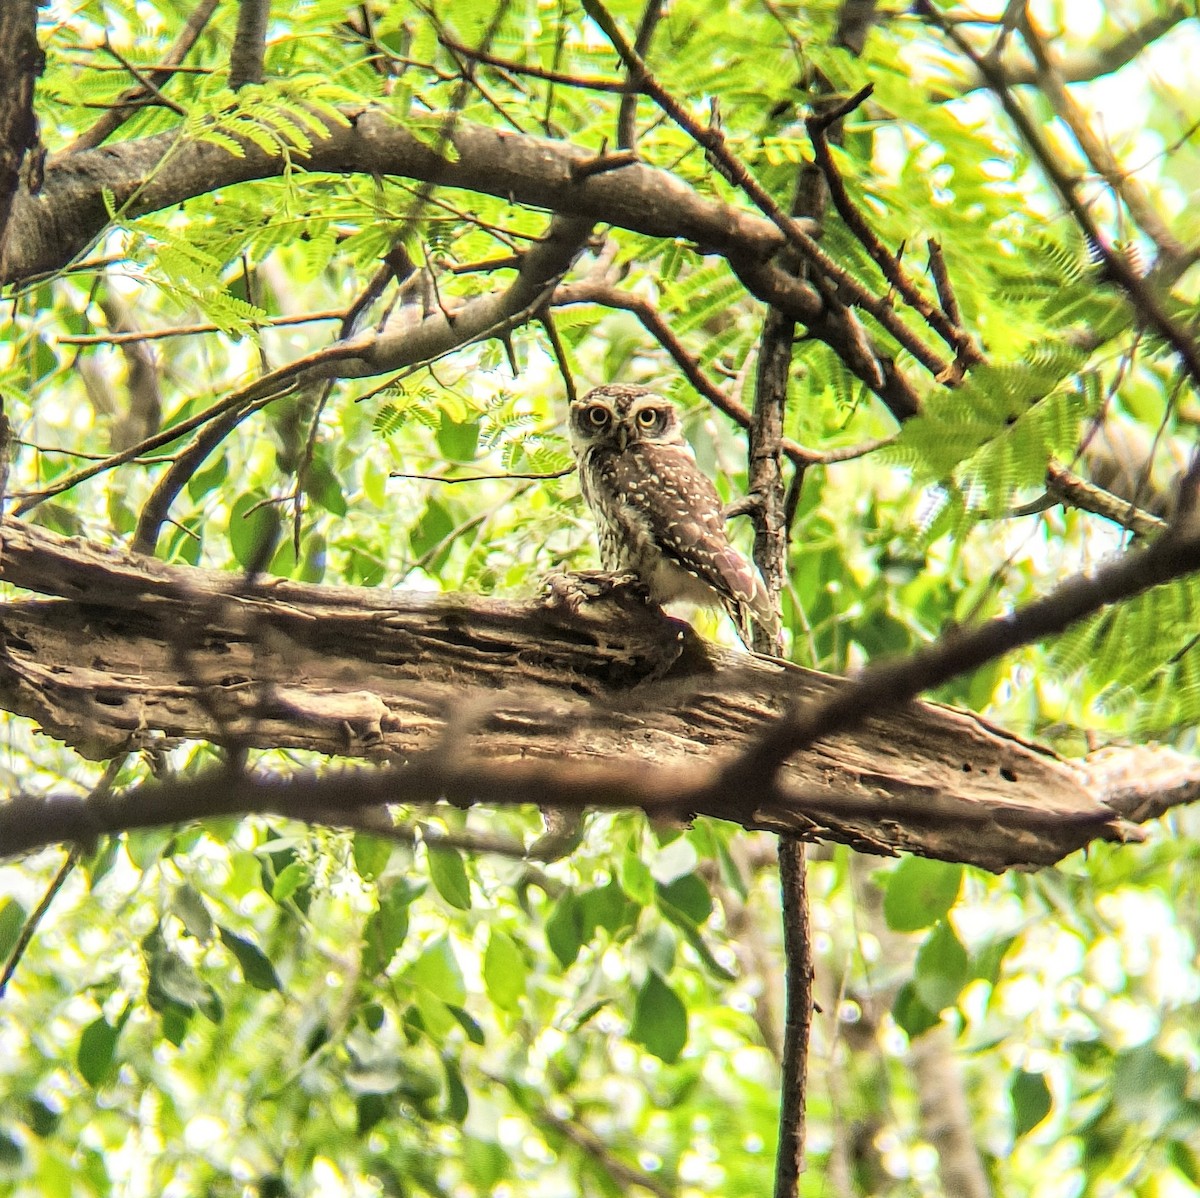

[0,519,1152,870]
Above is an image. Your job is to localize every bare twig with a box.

[57,310,347,345]
[807,87,983,376]
[66,0,219,153]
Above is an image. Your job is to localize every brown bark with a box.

[0,517,1155,870]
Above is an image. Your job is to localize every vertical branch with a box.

[616,0,662,149]
[750,161,814,1198]
[229,0,270,90]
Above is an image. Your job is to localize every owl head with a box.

[568,384,685,454]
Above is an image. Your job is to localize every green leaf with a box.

[77,1010,126,1087]
[883,858,962,932]
[427,845,472,910]
[892,980,939,1040]
[170,884,214,942]
[913,920,969,1013]
[657,874,712,924]
[228,492,281,572]
[546,890,585,968]
[0,898,27,963]
[406,936,466,1006]
[443,1056,469,1123]
[144,927,223,1024]
[436,410,481,462]
[303,454,348,516]
[364,885,416,974]
[1010,1069,1052,1137]
[270,860,309,903]
[218,925,282,992]
[483,929,526,1011]
[353,833,393,881]
[580,880,637,938]
[619,847,654,906]
[1112,1046,1187,1126]
[630,970,688,1064]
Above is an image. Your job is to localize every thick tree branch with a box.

[0,517,1161,869]
[6,112,788,287]
[0,0,42,273]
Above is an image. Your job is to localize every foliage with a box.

[2,1,1199,1197]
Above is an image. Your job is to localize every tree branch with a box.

[65,0,220,154]
[0,517,1159,869]
[726,523,1200,793]
[0,0,41,275]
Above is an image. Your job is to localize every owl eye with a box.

[635,407,663,430]
[584,405,610,428]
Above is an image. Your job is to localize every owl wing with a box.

[614,443,775,620]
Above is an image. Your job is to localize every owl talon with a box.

[542,569,652,614]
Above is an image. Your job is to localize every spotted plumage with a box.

[567,383,777,648]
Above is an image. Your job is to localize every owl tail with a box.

[728,593,782,654]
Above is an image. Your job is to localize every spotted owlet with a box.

[567,383,778,649]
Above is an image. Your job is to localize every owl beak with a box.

[615,425,629,451]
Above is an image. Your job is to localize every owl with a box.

[567,383,778,649]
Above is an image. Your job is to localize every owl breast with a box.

[580,441,729,608]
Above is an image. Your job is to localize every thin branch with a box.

[57,310,347,345]
[66,0,219,153]
[725,522,1200,793]
[1045,461,1167,537]
[100,41,188,116]
[1018,14,1192,275]
[926,238,963,328]
[435,32,635,93]
[807,87,984,376]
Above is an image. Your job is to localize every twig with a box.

[434,31,635,93]
[66,0,219,153]
[57,309,347,345]
[1044,461,1166,537]
[926,239,963,328]
[806,88,984,375]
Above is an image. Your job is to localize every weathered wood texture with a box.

[0,518,1162,870]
